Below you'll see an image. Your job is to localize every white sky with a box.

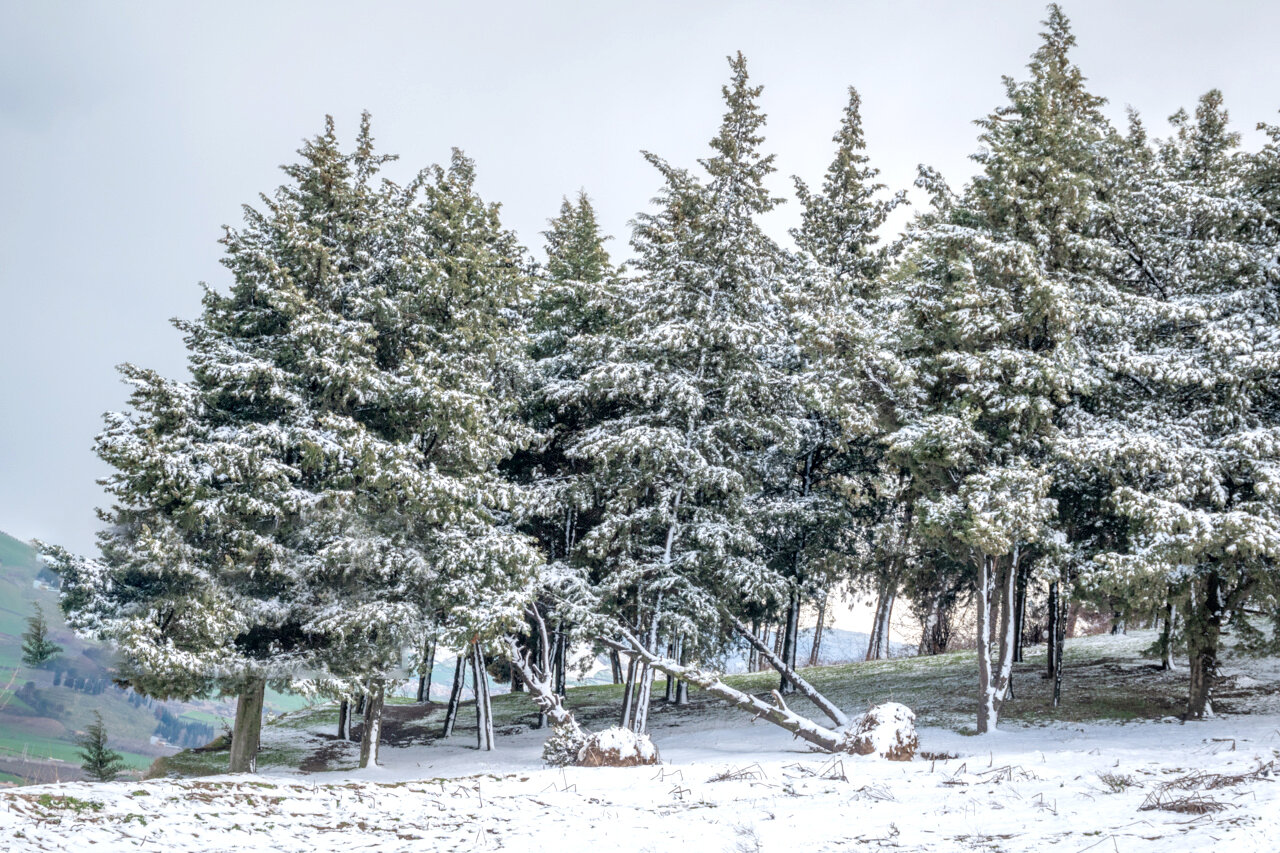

[2,0,1278,598]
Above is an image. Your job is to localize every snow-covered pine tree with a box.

[1067,91,1280,718]
[296,145,541,763]
[769,85,908,675]
[889,5,1113,732]
[506,190,622,716]
[572,53,795,731]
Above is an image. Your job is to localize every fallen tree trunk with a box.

[599,630,848,753]
[726,612,849,728]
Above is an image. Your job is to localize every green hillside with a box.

[0,530,309,785]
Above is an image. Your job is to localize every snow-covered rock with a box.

[576,727,660,767]
[841,702,918,761]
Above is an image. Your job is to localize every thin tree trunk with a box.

[472,640,495,750]
[358,677,386,768]
[664,640,678,702]
[1052,579,1067,707]
[553,623,567,697]
[337,699,349,741]
[808,593,827,667]
[1047,580,1059,678]
[1012,567,1028,663]
[1159,597,1177,672]
[619,653,639,729]
[727,613,848,727]
[417,641,435,703]
[779,585,801,694]
[632,593,664,734]
[609,650,623,685]
[748,618,760,672]
[675,640,690,706]
[228,677,266,773]
[442,654,466,738]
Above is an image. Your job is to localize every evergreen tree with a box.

[570,53,795,728]
[77,711,126,782]
[889,5,1114,732]
[1067,91,1280,718]
[21,603,63,668]
[787,86,909,667]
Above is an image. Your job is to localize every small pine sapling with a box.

[21,603,63,668]
[77,711,127,782]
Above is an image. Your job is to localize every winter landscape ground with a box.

[3,630,1278,852]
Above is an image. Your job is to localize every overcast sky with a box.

[2,0,1278,558]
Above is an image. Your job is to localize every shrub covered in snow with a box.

[541,723,589,768]
[840,702,917,761]
[575,727,660,767]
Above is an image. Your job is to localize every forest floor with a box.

[2,630,1279,851]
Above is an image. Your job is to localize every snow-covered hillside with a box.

[4,632,1279,851]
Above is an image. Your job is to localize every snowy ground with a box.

[4,632,1279,851]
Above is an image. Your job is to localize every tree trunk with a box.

[664,639,679,702]
[228,677,266,773]
[337,699,349,740]
[472,640,495,750]
[675,641,690,706]
[976,552,1018,734]
[1159,598,1177,672]
[779,585,801,694]
[416,641,436,703]
[727,613,848,727]
[619,652,639,729]
[1046,580,1059,678]
[1185,574,1223,721]
[358,677,386,768]
[553,623,567,697]
[808,593,827,667]
[503,634,581,732]
[1012,567,1028,663]
[866,579,896,661]
[1052,581,1067,707]
[610,650,623,684]
[442,654,466,738]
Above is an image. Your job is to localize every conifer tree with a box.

[890,5,1114,732]
[1067,91,1280,718]
[571,53,795,728]
[77,711,127,782]
[787,86,909,667]
[21,603,63,668]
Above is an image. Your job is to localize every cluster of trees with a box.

[39,5,1280,769]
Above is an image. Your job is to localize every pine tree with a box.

[889,5,1114,732]
[77,711,126,782]
[1067,91,1280,718]
[571,53,795,729]
[786,86,909,668]
[21,603,63,668]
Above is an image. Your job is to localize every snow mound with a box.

[841,702,918,761]
[576,727,660,767]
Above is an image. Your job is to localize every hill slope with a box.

[0,531,307,785]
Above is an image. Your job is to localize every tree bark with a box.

[471,640,495,750]
[976,551,1018,734]
[416,641,436,703]
[337,699,349,741]
[228,677,266,773]
[1159,597,1177,672]
[609,650,623,684]
[866,578,896,661]
[503,634,581,732]
[808,593,827,667]
[779,585,801,694]
[442,654,466,738]
[358,677,386,768]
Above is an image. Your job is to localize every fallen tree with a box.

[598,628,854,753]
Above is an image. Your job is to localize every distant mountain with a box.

[0,531,306,786]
